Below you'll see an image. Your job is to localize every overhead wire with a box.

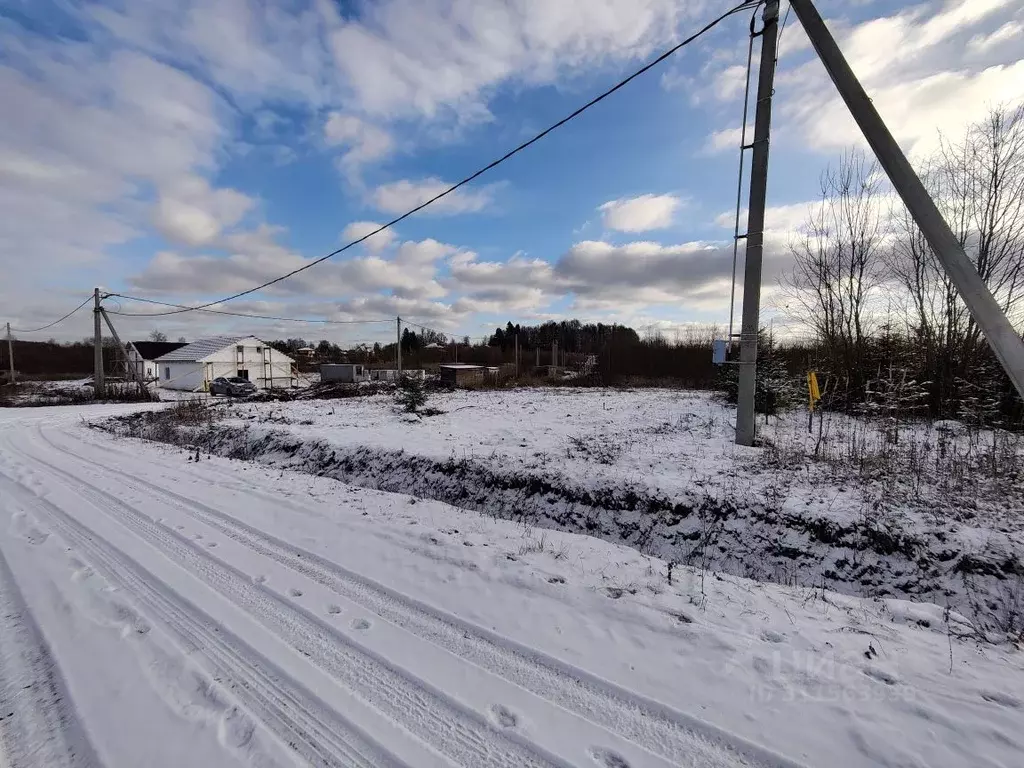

[10,295,93,333]
[106,294,393,325]
[118,0,762,319]
[776,0,793,59]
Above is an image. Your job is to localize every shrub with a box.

[395,374,428,413]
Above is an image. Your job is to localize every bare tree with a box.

[888,104,1024,414]
[780,150,886,402]
[148,329,168,342]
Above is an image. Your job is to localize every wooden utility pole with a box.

[735,0,779,447]
[789,0,1024,405]
[514,333,519,378]
[5,323,14,385]
[93,287,105,398]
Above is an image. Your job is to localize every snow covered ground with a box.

[115,388,1024,637]
[2,402,1023,767]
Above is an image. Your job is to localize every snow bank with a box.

[104,388,1024,637]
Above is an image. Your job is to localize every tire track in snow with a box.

[12,431,560,768]
[0,471,396,768]
[44,425,805,768]
[0,547,102,768]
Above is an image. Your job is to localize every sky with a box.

[1,0,1022,346]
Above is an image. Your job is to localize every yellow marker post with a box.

[807,371,821,432]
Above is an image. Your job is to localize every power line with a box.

[106,294,393,325]
[10,295,93,333]
[123,1,761,319]
[776,1,793,59]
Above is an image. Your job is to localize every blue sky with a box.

[2,0,1022,344]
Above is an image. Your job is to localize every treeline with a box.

[1,338,119,377]
[485,320,640,353]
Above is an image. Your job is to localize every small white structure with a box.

[370,369,400,382]
[125,341,188,381]
[321,363,369,383]
[155,336,296,391]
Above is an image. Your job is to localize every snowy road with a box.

[0,405,804,768]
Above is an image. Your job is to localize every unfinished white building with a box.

[154,336,296,392]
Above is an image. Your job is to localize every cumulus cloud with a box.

[324,113,393,180]
[153,176,255,247]
[129,224,457,305]
[445,235,790,318]
[340,221,396,251]
[371,178,495,215]
[328,0,690,121]
[702,0,1024,157]
[598,194,683,232]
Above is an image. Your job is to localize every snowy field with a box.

[1,403,1023,767]
[118,387,1024,638]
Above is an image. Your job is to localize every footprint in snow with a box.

[547,576,566,585]
[489,704,518,728]
[253,575,267,585]
[351,618,371,631]
[288,588,303,598]
[981,690,1022,708]
[326,604,342,615]
[863,666,899,686]
[588,747,631,768]
[761,629,785,643]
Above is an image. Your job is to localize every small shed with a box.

[321,363,369,383]
[440,363,485,387]
[126,341,188,381]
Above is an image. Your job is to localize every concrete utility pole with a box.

[93,287,105,398]
[5,323,14,385]
[789,0,1024,404]
[396,316,402,374]
[515,333,519,378]
[100,309,146,393]
[735,0,780,447]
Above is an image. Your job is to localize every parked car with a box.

[209,376,257,397]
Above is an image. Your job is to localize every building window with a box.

[237,345,244,353]
[237,369,249,380]
[255,347,262,354]
[164,367,170,380]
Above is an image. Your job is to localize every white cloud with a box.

[324,113,393,180]
[968,20,1023,54]
[704,126,743,155]
[341,221,396,251]
[153,176,255,247]
[328,0,690,121]
[703,0,1024,158]
[598,194,683,232]
[371,177,494,215]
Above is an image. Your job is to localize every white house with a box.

[125,341,189,381]
[155,336,296,391]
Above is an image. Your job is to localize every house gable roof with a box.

[155,336,295,363]
[154,336,245,362]
[128,341,187,361]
